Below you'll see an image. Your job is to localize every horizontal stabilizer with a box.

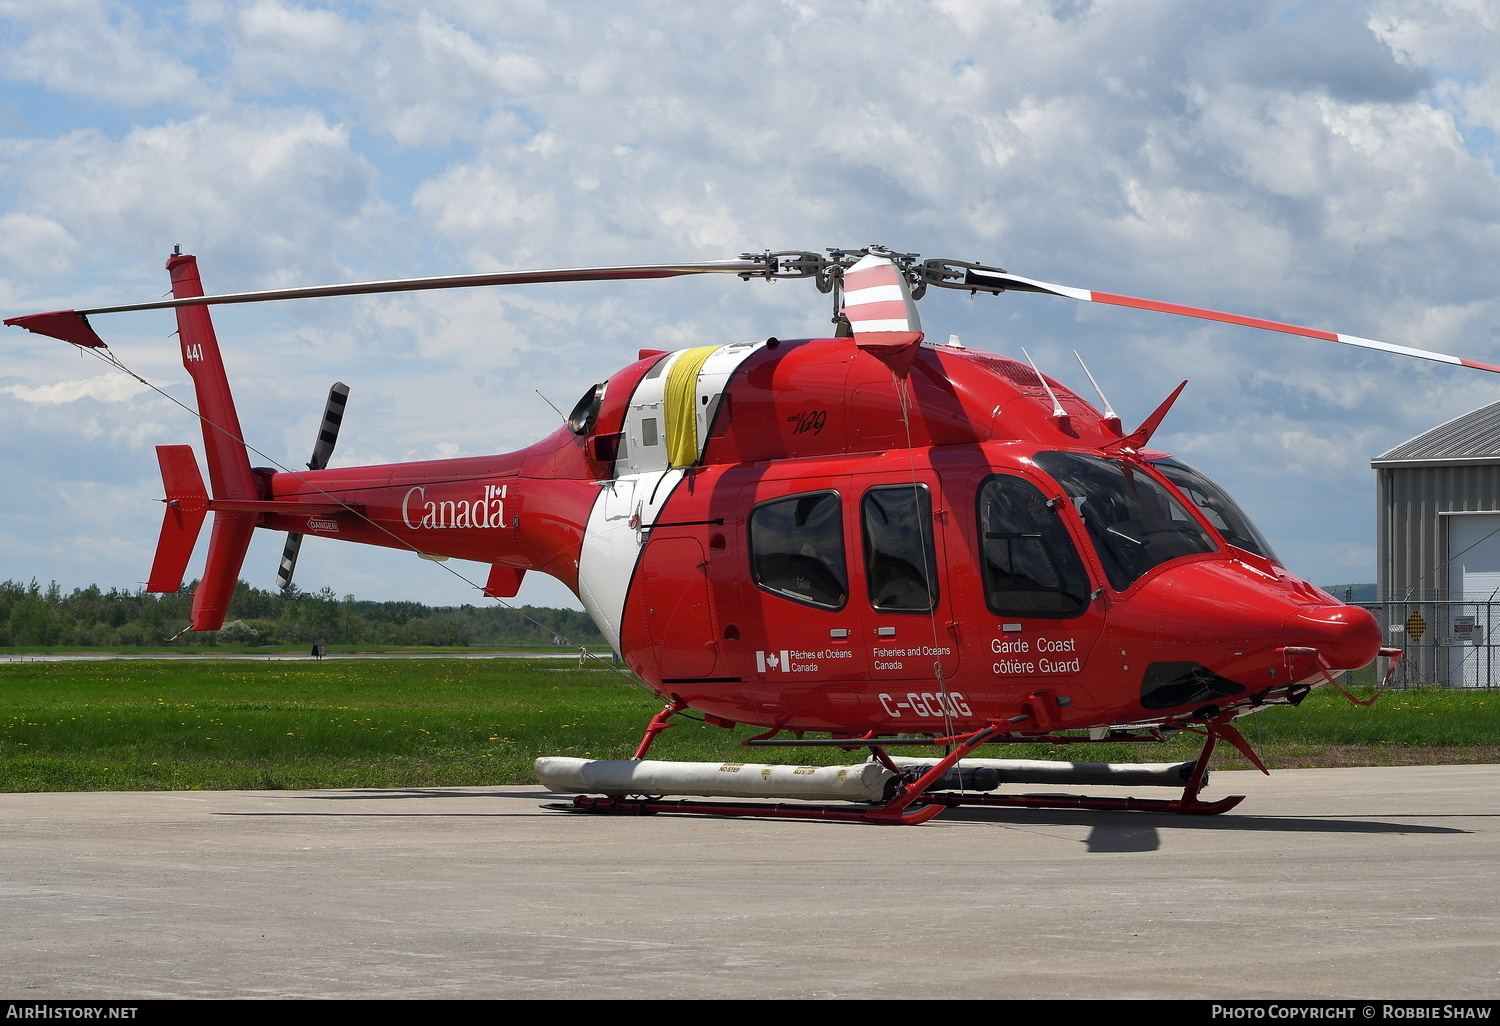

[146,445,209,593]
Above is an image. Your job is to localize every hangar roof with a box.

[1373,401,1500,467]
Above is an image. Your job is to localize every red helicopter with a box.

[9,245,1486,825]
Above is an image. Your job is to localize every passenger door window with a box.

[861,484,938,613]
[748,491,847,610]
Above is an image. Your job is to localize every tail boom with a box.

[145,254,602,626]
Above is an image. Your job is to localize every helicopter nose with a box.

[1283,604,1383,670]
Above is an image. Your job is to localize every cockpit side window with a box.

[977,474,1092,617]
[1150,457,1279,562]
[861,484,937,613]
[749,491,848,610]
[1034,452,1218,591]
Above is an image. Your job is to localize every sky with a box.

[3,0,1500,612]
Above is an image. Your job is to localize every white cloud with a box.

[0,108,386,290]
[0,212,78,274]
[0,0,201,106]
[2,373,148,404]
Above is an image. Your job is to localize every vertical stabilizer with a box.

[166,253,258,630]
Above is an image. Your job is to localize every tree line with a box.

[0,579,606,649]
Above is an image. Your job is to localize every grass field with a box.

[0,658,1496,792]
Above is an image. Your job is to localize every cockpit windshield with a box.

[1033,452,1218,591]
[1149,456,1279,562]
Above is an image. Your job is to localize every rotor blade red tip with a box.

[1091,292,1339,342]
[969,267,1500,373]
[1091,291,1500,373]
[4,310,107,348]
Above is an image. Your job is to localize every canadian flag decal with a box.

[755,650,789,673]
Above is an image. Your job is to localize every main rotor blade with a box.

[961,267,1500,375]
[5,258,771,348]
[68,259,771,317]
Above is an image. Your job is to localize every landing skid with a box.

[562,791,1243,821]
[566,795,947,825]
[922,791,1244,816]
[551,705,1252,825]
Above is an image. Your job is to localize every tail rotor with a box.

[276,382,350,591]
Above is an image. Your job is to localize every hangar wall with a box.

[1372,400,1500,686]
[1375,462,1500,602]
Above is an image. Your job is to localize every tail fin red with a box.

[145,444,208,593]
[158,253,259,630]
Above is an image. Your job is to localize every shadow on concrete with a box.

[211,787,560,818]
[208,789,1475,849]
[936,804,1470,855]
[268,788,558,800]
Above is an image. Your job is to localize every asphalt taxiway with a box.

[1,764,1496,1000]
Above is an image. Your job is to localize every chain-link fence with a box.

[1358,600,1500,688]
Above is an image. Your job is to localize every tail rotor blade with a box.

[277,533,303,592]
[279,382,351,591]
[309,382,349,471]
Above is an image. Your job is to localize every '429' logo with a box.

[786,409,828,435]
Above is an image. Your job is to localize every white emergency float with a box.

[535,757,895,802]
